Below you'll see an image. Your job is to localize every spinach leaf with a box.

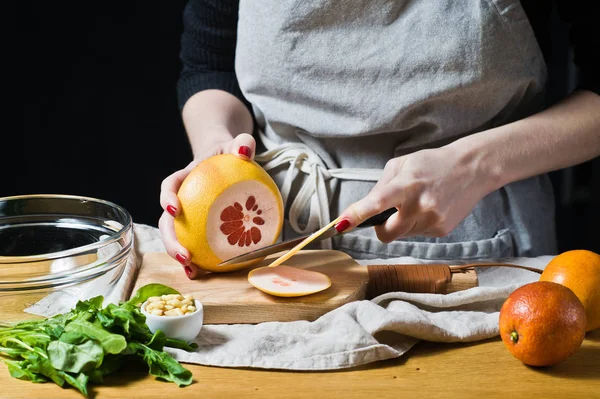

[25,353,66,387]
[48,339,103,373]
[126,283,180,307]
[88,354,121,384]
[0,284,196,396]
[147,330,167,351]
[0,358,47,383]
[126,342,193,387]
[62,371,89,397]
[165,338,198,351]
[64,320,127,355]
[74,296,104,315]
[98,302,150,340]
[0,346,26,358]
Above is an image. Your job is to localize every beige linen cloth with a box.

[26,224,552,370]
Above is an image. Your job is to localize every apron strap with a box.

[254,130,383,249]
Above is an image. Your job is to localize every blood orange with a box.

[499,281,586,367]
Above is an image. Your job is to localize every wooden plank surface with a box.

[2,329,598,399]
[133,250,370,324]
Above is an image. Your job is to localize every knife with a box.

[217,207,398,266]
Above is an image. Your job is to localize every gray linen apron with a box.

[234,0,557,260]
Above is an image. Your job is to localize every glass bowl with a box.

[0,194,133,323]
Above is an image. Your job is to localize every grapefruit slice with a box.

[248,265,332,297]
[174,154,284,272]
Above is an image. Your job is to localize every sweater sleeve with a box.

[176,0,247,112]
[557,0,600,95]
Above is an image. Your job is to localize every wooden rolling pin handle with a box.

[364,262,543,299]
[366,264,453,299]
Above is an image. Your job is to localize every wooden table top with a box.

[2,329,598,399]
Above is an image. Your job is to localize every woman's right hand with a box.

[158,132,257,279]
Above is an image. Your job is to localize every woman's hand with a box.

[335,145,494,242]
[158,132,256,279]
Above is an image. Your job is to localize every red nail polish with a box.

[184,266,193,279]
[166,205,177,217]
[238,145,252,158]
[175,253,187,265]
[335,219,350,233]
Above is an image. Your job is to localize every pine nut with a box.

[146,294,197,316]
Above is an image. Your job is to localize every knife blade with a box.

[217,207,397,266]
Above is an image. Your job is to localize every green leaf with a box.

[64,320,126,355]
[88,355,121,384]
[62,372,90,397]
[76,296,104,312]
[15,331,52,350]
[48,339,104,373]
[0,345,27,358]
[0,358,47,383]
[97,302,157,346]
[165,338,199,351]
[127,283,180,307]
[0,285,195,396]
[25,353,66,387]
[127,342,193,387]
[59,331,88,345]
[147,330,167,351]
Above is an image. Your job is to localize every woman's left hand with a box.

[335,145,495,241]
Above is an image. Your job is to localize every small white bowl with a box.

[141,299,204,343]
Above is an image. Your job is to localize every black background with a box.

[9,2,599,254]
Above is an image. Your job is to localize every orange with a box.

[498,281,586,367]
[174,154,284,272]
[540,249,600,331]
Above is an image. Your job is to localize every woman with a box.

[160,0,599,279]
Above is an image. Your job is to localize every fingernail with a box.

[238,145,252,158]
[335,219,350,233]
[184,266,193,279]
[166,205,177,217]
[175,253,187,265]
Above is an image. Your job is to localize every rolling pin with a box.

[364,262,543,299]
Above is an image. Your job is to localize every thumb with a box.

[335,186,398,233]
[230,133,257,160]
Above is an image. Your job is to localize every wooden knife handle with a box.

[365,264,476,299]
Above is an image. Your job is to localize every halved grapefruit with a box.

[174,154,284,272]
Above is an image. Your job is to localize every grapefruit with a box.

[498,281,586,367]
[540,249,600,331]
[174,154,284,272]
[248,266,331,297]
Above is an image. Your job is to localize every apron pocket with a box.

[335,229,515,261]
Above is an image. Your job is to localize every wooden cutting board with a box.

[132,250,477,325]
